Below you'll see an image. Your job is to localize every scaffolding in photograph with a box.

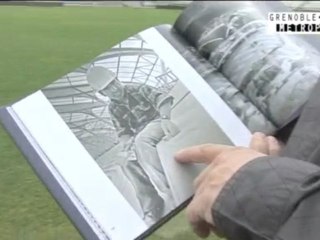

[42,35,178,158]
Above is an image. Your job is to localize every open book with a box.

[1,2,320,240]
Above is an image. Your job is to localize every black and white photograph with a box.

[169,1,320,134]
[41,34,233,228]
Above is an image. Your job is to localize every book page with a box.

[140,28,251,204]
[12,91,147,240]
[155,24,277,134]
[173,1,320,135]
[10,26,250,240]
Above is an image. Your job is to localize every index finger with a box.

[174,144,233,164]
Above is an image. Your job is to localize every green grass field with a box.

[0,6,221,240]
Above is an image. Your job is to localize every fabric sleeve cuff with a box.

[212,156,320,239]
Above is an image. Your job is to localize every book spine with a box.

[0,106,110,240]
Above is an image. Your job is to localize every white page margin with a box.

[12,91,148,240]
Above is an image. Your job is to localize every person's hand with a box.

[175,144,265,238]
[161,119,180,140]
[174,133,281,238]
[250,132,282,156]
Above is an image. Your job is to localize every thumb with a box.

[174,144,234,164]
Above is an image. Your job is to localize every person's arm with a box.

[139,84,173,115]
[141,85,180,139]
[158,98,173,120]
[213,156,320,240]
[175,133,320,240]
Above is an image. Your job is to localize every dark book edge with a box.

[135,197,192,240]
[0,106,109,240]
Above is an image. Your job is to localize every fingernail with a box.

[267,136,278,143]
[253,132,266,137]
[174,151,182,158]
[174,150,185,161]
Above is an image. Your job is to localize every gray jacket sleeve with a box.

[212,156,320,240]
